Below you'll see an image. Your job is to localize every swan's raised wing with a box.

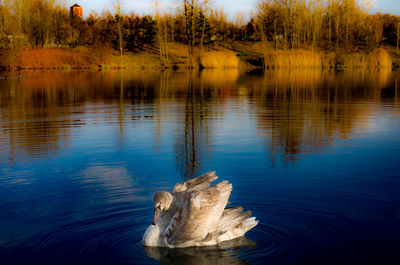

[172,171,218,194]
[170,171,219,211]
[165,180,232,247]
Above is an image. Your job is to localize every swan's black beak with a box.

[153,207,161,225]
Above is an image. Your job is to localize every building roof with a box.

[71,4,81,8]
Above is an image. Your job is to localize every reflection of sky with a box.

[80,164,140,203]
[68,0,400,19]
[0,168,35,186]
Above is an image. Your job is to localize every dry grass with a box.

[365,48,392,68]
[11,44,393,71]
[197,51,239,69]
[15,47,165,70]
[264,49,323,69]
[264,48,392,69]
[13,46,240,70]
[335,48,392,69]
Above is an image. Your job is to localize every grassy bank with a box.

[264,50,323,69]
[334,48,393,69]
[197,51,239,69]
[1,42,396,71]
[264,48,392,70]
[222,41,395,70]
[8,43,241,71]
[15,47,164,70]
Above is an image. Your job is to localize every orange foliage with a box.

[14,47,162,70]
[16,48,99,69]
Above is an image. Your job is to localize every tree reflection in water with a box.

[0,68,398,169]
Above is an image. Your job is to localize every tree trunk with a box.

[184,0,192,56]
[274,12,277,51]
[397,17,399,54]
[190,0,194,54]
[200,0,208,50]
[155,1,166,65]
[117,0,124,67]
[329,12,332,48]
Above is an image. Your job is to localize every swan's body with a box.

[142,171,258,248]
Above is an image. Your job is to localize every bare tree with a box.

[200,0,208,49]
[397,16,399,53]
[115,0,124,67]
[155,0,168,65]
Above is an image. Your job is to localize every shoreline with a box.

[1,42,399,72]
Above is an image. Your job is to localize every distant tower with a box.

[70,4,83,18]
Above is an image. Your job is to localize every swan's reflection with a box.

[143,237,255,265]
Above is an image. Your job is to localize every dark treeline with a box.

[0,0,399,64]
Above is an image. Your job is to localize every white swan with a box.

[142,171,259,248]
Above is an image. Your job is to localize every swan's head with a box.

[153,191,173,225]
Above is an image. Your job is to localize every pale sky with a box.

[68,0,400,20]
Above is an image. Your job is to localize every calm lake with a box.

[1,69,400,264]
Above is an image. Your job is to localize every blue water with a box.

[1,70,400,264]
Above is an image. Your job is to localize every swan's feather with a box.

[218,206,243,231]
[170,171,218,212]
[218,209,252,234]
[217,217,259,242]
[167,180,232,246]
[172,171,218,194]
